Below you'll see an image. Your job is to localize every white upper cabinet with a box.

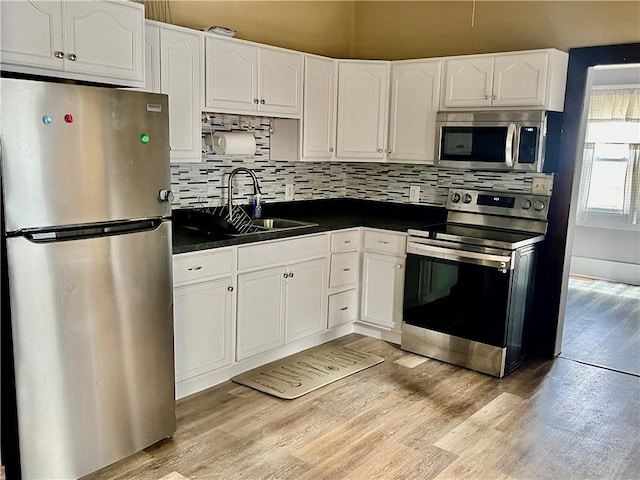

[335,61,390,161]
[387,59,441,163]
[301,55,337,160]
[0,0,144,87]
[140,23,161,94]
[159,25,203,163]
[205,37,303,118]
[442,49,568,111]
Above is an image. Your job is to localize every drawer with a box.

[329,251,359,288]
[238,234,328,271]
[362,229,406,256]
[328,289,358,328]
[173,248,234,284]
[331,229,360,252]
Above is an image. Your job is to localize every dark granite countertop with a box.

[172,198,446,254]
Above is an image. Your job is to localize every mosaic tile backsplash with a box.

[170,113,553,209]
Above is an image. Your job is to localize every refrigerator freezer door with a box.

[7,222,175,479]
[0,78,171,232]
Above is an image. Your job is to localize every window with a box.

[586,143,629,212]
[576,86,640,228]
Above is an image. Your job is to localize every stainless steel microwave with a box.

[435,111,549,172]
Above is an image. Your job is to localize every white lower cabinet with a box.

[360,229,406,331]
[236,265,286,360]
[172,248,235,398]
[285,258,328,342]
[236,258,328,360]
[328,288,358,328]
[173,277,233,383]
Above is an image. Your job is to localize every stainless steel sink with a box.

[219,217,318,237]
[250,218,317,230]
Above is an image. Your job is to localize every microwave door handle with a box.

[505,123,517,167]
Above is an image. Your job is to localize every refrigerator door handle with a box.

[23,218,164,243]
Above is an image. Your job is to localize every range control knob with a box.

[521,199,532,210]
[451,192,461,203]
[462,193,472,204]
[533,200,546,211]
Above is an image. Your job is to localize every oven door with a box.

[403,248,512,347]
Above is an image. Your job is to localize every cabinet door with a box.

[64,0,144,82]
[205,37,257,112]
[388,60,441,163]
[360,252,405,330]
[258,47,303,117]
[139,23,161,93]
[285,258,328,342]
[302,56,337,160]
[160,28,202,163]
[173,278,233,383]
[442,57,493,108]
[0,0,64,70]
[492,52,549,107]
[237,266,285,360]
[336,62,390,160]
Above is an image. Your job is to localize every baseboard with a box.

[570,256,640,285]
[353,321,401,344]
[175,322,355,400]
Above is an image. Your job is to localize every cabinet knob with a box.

[397,264,403,269]
[491,95,496,100]
[483,95,489,100]
[227,286,234,292]
[377,148,383,153]
[289,272,294,278]
[329,147,334,153]
[254,98,259,104]
[388,150,392,154]
[260,99,265,105]
[67,53,77,61]
[54,51,65,59]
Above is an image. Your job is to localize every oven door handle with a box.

[407,242,512,272]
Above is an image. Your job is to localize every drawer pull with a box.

[340,307,349,311]
[343,268,351,272]
[344,240,351,244]
[378,240,390,245]
[187,266,203,271]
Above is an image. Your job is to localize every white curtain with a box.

[588,88,640,123]
[576,143,596,222]
[624,144,640,224]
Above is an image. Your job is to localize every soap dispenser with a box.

[252,193,263,219]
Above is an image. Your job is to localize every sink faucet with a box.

[227,167,262,221]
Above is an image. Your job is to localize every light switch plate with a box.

[285,184,294,201]
[409,185,421,203]
[532,177,553,196]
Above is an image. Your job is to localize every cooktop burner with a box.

[408,222,545,250]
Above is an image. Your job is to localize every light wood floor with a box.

[563,277,640,376]
[84,334,640,480]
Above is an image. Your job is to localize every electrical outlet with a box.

[409,185,421,203]
[532,177,553,196]
[285,184,294,201]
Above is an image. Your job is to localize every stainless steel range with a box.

[401,188,549,377]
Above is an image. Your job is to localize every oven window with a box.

[403,254,510,347]
[440,126,508,162]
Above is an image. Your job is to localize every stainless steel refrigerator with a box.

[0,78,176,479]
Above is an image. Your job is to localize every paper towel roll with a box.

[213,132,256,155]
